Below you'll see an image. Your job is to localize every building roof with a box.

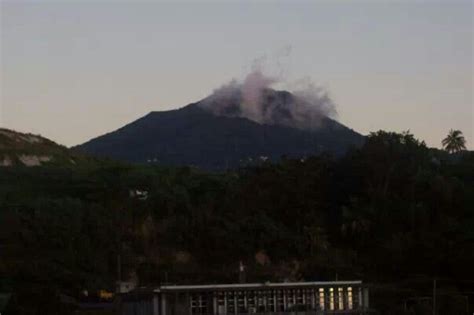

[154,281,363,293]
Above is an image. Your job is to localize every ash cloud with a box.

[200,59,337,130]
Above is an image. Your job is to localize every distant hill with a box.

[0,128,87,167]
[75,90,364,170]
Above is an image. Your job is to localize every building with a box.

[116,281,369,315]
[117,281,138,294]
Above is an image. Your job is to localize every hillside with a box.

[0,128,92,167]
[75,90,364,169]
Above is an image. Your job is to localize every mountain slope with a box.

[0,128,89,167]
[75,94,364,169]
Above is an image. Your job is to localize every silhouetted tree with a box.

[442,129,466,153]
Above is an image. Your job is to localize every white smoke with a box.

[240,65,277,123]
[290,77,338,128]
[200,58,337,130]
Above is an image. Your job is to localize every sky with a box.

[1,0,472,148]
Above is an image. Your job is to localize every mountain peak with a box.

[75,92,364,170]
[197,88,336,131]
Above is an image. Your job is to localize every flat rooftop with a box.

[153,281,363,292]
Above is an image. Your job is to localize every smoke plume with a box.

[200,63,337,130]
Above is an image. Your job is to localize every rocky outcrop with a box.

[0,154,53,167]
[0,155,13,167]
[18,155,52,166]
[0,129,44,144]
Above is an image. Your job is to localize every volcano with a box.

[75,89,364,170]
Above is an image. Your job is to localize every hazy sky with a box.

[1,0,472,148]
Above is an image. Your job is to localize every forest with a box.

[1,131,473,314]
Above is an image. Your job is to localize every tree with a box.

[442,129,466,153]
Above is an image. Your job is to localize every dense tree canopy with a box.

[0,131,473,314]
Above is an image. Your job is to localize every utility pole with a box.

[117,254,122,282]
[432,278,437,315]
[238,261,246,283]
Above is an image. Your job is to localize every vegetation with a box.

[442,129,467,153]
[0,131,473,314]
[0,128,95,167]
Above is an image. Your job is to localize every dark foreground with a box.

[1,131,473,314]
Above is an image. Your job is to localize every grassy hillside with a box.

[0,128,100,167]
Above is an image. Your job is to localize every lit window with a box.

[338,287,344,310]
[329,288,334,310]
[318,288,325,310]
[347,287,353,310]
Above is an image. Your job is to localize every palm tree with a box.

[442,129,466,153]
